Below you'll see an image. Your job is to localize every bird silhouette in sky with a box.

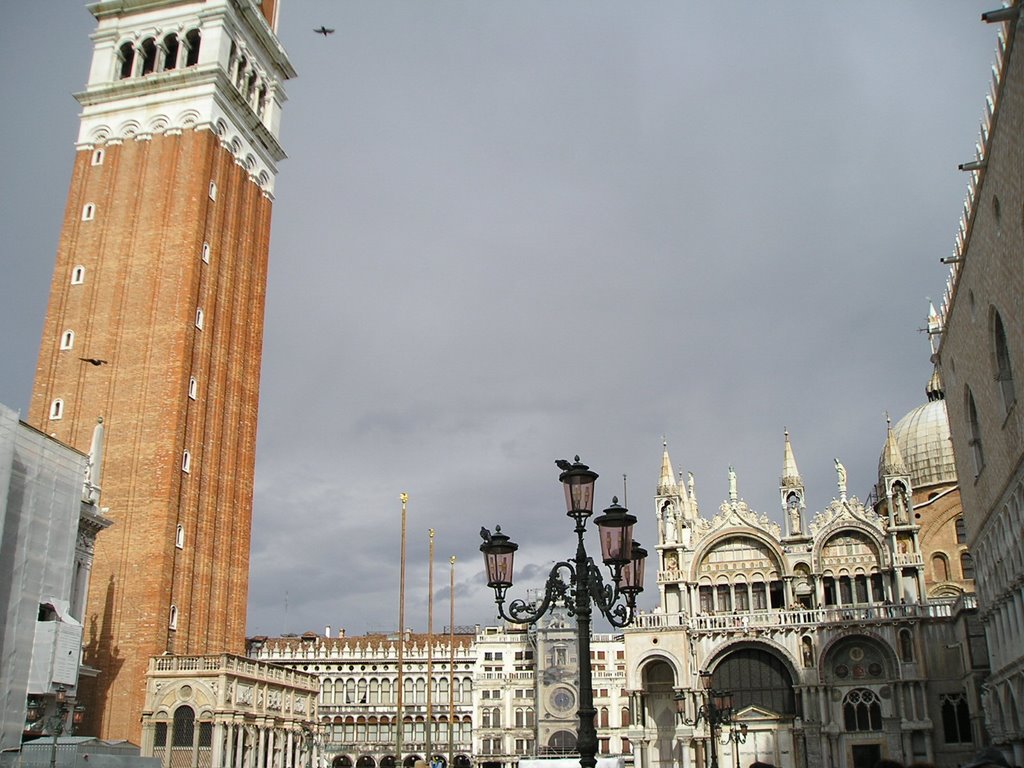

[79,357,108,366]
[314,26,335,36]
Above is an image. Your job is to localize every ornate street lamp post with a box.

[721,722,748,768]
[677,672,734,768]
[480,457,648,768]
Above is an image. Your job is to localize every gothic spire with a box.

[781,429,801,488]
[658,439,678,495]
[879,413,908,477]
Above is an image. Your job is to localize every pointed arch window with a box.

[49,399,64,420]
[91,149,104,166]
[940,692,973,744]
[188,377,198,400]
[82,203,95,221]
[181,450,191,473]
[169,604,179,630]
[176,525,185,549]
[71,265,85,284]
[993,310,1016,414]
[932,553,950,582]
[208,181,217,200]
[195,308,204,329]
[955,516,967,544]
[843,688,882,732]
[201,242,210,263]
[60,330,75,350]
[966,387,984,476]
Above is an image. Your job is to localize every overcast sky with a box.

[0,2,1000,639]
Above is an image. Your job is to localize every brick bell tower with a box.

[28,0,294,741]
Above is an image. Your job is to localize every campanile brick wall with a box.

[29,124,274,741]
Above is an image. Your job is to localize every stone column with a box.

[212,722,225,768]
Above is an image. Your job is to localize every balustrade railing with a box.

[630,598,961,632]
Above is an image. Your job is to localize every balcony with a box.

[630,599,960,634]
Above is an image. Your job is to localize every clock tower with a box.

[28,0,294,741]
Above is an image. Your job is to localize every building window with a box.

[940,693,973,744]
[185,29,201,67]
[154,722,167,748]
[91,149,104,166]
[955,516,967,544]
[201,242,210,263]
[171,705,193,745]
[60,330,75,350]
[967,388,984,476]
[188,377,198,400]
[140,38,158,75]
[118,41,135,79]
[71,265,85,284]
[208,181,217,200]
[182,450,191,473]
[960,552,976,580]
[82,203,95,221]
[195,308,204,329]
[49,399,64,420]
[843,688,882,732]
[169,605,179,630]
[176,525,185,549]
[993,310,1016,414]
[898,629,914,662]
[163,33,180,71]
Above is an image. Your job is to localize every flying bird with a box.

[314,26,335,36]
[79,357,108,366]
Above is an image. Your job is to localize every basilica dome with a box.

[879,367,958,489]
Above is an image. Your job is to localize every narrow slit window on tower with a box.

[50,399,64,420]
[188,376,198,400]
[176,525,185,549]
[181,450,191,473]
[60,330,75,350]
[169,604,178,629]
[71,265,85,284]
[208,181,217,200]
[82,203,95,221]
[201,242,210,263]
[993,309,1016,414]
[967,387,984,476]
[91,149,104,166]
[195,308,204,329]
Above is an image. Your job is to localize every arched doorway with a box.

[333,756,353,768]
[710,646,799,768]
[357,757,376,768]
[452,755,472,768]
[637,658,680,768]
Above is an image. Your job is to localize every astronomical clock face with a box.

[550,686,576,714]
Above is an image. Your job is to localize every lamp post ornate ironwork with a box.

[721,721,748,768]
[479,457,648,768]
[28,686,84,768]
[676,672,734,768]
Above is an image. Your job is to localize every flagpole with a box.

[427,528,435,765]
[448,556,456,768]
[397,492,408,767]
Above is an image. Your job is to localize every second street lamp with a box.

[678,671,734,768]
[480,457,647,768]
